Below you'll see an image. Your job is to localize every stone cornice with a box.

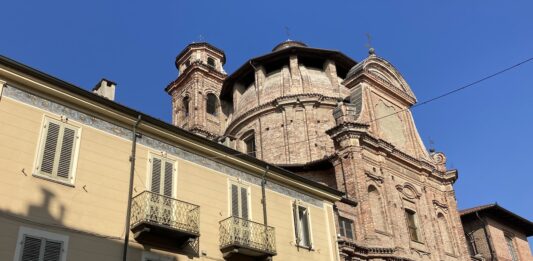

[338,239,414,261]
[166,61,226,93]
[225,93,340,135]
[326,123,458,184]
[344,72,416,106]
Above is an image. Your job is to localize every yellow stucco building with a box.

[0,55,350,261]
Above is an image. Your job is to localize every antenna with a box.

[284,26,291,40]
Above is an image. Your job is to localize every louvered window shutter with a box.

[56,127,76,179]
[21,236,42,261]
[151,158,162,194]
[43,240,62,261]
[163,161,173,197]
[231,184,239,217]
[20,236,62,261]
[293,202,300,244]
[40,122,60,175]
[240,187,248,220]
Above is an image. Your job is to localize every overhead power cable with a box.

[194,56,533,161]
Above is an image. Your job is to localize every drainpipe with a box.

[261,165,269,226]
[476,211,496,261]
[122,115,142,261]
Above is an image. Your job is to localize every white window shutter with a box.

[240,187,248,220]
[293,202,300,244]
[43,240,62,261]
[40,122,60,175]
[163,161,173,197]
[231,184,239,217]
[21,236,42,261]
[151,158,162,194]
[56,127,76,179]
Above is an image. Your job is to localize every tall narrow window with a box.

[149,156,175,197]
[230,183,249,219]
[293,203,312,248]
[36,117,80,184]
[244,134,256,157]
[207,57,215,67]
[405,209,420,242]
[437,213,454,253]
[206,93,218,116]
[368,186,386,232]
[183,96,190,117]
[505,235,519,261]
[338,216,354,240]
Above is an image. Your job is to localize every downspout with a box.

[476,211,496,261]
[261,165,269,226]
[122,115,142,261]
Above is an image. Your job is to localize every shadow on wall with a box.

[0,186,187,261]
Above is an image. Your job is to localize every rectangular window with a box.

[338,216,354,240]
[14,227,68,261]
[505,235,519,261]
[149,155,176,197]
[244,135,256,157]
[293,203,312,248]
[230,183,249,219]
[35,117,80,184]
[405,209,419,242]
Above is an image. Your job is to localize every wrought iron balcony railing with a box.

[131,191,200,236]
[219,216,276,256]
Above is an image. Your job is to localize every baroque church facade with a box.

[166,40,469,261]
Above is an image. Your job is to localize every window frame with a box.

[182,96,190,117]
[33,116,82,186]
[505,234,520,261]
[242,132,256,158]
[13,226,69,261]
[404,208,421,242]
[207,57,216,68]
[146,153,177,199]
[227,179,252,220]
[206,93,218,116]
[292,201,313,249]
[338,216,355,240]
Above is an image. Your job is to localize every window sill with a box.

[33,174,75,188]
[296,244,314,251]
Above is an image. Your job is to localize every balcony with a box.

[219,216,276,259]
[130,191,199,250]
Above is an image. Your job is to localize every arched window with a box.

[438,213,454,254]
[206,93,218,116]
[368,186,386,232]
[183,96,190,117]
[207,57,215,67]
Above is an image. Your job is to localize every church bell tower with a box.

[165,42,227,139]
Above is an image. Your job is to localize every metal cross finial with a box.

[428,137,436,153]
[284,26,291,40]
[365,32,375,55]
[198,34,204,42]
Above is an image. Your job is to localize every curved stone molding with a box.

[396,183,422,200]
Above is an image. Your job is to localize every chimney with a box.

[92,79,116,100]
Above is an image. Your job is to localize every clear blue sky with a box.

[2,1,532,221]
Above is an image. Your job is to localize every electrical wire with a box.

[202,56,533,161]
